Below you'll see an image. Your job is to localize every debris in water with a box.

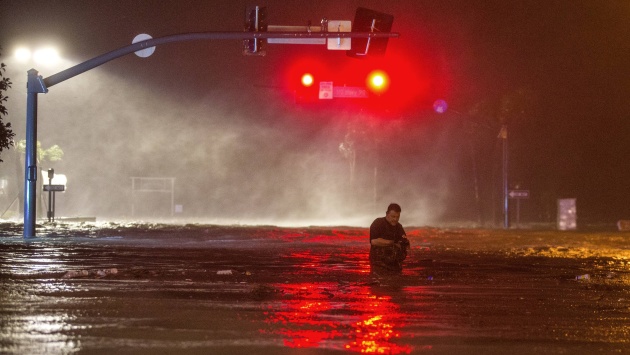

[62,268,118,279]
[62,270,88,278]
[250,284,279,301]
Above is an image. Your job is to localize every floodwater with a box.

[1,222,629,354]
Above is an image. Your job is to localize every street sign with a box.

[267,21,352,48]
[558,198,577,230]
[332,86,368,98]
[319,81,333,99]
[508,190,529,199]
[327,20,352,50]
[132,34,156,58]
[43,184,65,192]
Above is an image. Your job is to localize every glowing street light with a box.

[15,46,60,66]
[33,48,60,66]
[14,48,32,62]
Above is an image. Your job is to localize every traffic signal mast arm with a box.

[264,27,397,45]
[43,31,398,88]
[24,8,399,238]
[245,6,395,55]
[253,31,398,41]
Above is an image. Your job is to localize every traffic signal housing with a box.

[294,72,320,103]
[243,6,268,56]
[347,7,394,58]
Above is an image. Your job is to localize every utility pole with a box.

[499,124,508,229]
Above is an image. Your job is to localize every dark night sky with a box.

[1,1,629,227]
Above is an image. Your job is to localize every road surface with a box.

[1,222,629,354]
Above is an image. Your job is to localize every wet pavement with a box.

[1,222,629,354]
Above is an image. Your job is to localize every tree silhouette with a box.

[466,87,537,225]
[0,47,15,162]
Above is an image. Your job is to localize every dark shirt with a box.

[369,217,406,244]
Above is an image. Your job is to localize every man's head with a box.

[385,203,401,226]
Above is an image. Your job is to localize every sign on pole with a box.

[508,190,529,199]
[558,198,577,230]
[332,86,368,98]
[43,185,65,192]
[319,81,333,99]
[508,189,529,227]
[327,21,352,50]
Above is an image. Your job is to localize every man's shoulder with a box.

[371,217,386,225]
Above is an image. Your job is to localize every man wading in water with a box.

[369,203,411,274]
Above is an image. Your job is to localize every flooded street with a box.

[1,222,629,354]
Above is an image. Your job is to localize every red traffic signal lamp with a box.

[293,69,392,104]
[301,73,314,87]
[295,72,319,103]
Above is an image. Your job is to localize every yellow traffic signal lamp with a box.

[366,70,389,94]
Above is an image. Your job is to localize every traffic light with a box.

[295,72,319,103]
[243,6,268,56]
[301,73,314,87]
[366,70,390,95]
[293,69,392,104]
[347,8,394,58]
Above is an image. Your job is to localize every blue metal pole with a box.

[502,124,509,229]
[24,90,37,238]
[24,69,48,238]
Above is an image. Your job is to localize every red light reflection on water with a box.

[343,291,413,354]
[283,250,372,277]
[262,283,339,349]
[262,283,413,354]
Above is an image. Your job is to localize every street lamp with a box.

[14,48,32,62]
[33,48,60,66]
[15,47,60,66]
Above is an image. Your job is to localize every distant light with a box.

[14,47,32,62]
[301,73,314,87]
[433,99,448,114]
[33,48,60,66]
